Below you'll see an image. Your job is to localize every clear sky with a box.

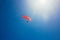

[0,0,60,40]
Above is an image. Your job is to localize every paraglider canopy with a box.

[22,15,31,22]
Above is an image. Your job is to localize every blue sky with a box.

[0,0,60,40]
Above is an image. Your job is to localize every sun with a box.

[27,0,57,21]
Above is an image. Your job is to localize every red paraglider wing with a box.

[22,16,31,21]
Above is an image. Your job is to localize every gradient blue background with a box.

[0,0,60,40]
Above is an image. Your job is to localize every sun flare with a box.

[27,0,57,21]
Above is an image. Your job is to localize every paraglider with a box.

[22,15,31,23]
